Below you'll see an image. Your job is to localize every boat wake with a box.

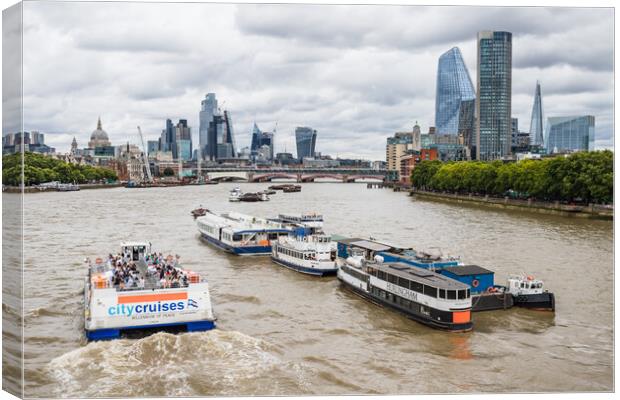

[46,330,312,397]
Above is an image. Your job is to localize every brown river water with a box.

[2,182,614,396]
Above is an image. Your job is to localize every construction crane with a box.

[137,126,153,184]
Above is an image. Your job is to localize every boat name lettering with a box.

[386,282,417,301]
[107,299,198,317]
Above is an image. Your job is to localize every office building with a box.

[476,31,512,160]
[205,110,237,161]
[435,47,476,148]
[147,140,159,157]
[199,93,218,159]
[386,131,413,181]
[529,81,544,147]
[250,123,274,161]
[295,127,317,160]
[545,116,595,153]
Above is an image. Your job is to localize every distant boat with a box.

[282,185,301,193]
[239,192,269,202]
[229,187,242,202]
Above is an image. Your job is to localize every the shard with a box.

[529,81,544,147]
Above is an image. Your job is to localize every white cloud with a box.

[10,2,614,158]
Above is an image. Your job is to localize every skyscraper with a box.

[295,127,317,160]
[475,31,512,160]
[199,93,218,159]
[529,81,544,147]
[250,123,274,161]
[250,122,261,154]
[545,116,595,153]
[435,47,476,146]
[206,109,237,161]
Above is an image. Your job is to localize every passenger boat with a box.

[337,253,473,332]
[336,237,554,312]
[269,213,338,276]
[196,211,291,255]
[84,242,216,340]
[229,187,242,202]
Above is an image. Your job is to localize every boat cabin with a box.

[439,265,495,294]
[507,275,545,296]
[120,242,151,262]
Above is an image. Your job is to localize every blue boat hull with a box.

[271,256,338,276]
[86,319,216,341]
[201,232,271,255]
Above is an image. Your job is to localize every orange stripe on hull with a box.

[118,292,188,304]
[452,310,471,324]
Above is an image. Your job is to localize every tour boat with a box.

[337,253,473,332]
[84,242,216,341]
[229,187,242,202]
[196,211,291,255]
[239,192,269,202]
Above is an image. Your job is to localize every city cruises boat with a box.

[270,213,338,276]
[337,253,472,332]
[229,187,242,202]
[84,242,216,341]
[196,211,291,255]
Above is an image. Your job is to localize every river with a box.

[3,182,613,396]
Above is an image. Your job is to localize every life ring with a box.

[527,275,534,281]
[472,279,479,288]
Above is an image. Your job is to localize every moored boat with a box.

[505,275,555,311]
[270,213,338,276]
[229,187,242,202]
[337,253,473,332]
[84,242,216,340]
[239,192,269,202]
[191,207,209,219]
[282,184,302,193]
[196,211,291,255]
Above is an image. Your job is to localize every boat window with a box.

[377,270,385,280]
[398,277,409,289]
[520,282,525,288]
[439,289,446,299]
[232,234,242,241]
[466,289,470,298]
[410,281,423,293]
[387,274,397,284]
[457,290,466,300]
[447,290,456,300]
[423,285,437,298]
[268,233,278,240]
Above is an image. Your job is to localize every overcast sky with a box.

[7,2,615,159]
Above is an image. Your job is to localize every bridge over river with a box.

[196,167,387,182]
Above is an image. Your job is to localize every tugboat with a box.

[196,211,291,255]
[337,251,473,332]
[270,213,338,276]
[505,275,555,311]
[84,242,216,340]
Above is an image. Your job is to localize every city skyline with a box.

[7,3,614,160]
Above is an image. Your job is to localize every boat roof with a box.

[349,240,392,252]
[120,242,150,247]
[373,262,469,290]
[441,265,494,276]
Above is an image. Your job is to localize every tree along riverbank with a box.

[411,150,613,205]
[409,189,612,220]
[2,152,118,186]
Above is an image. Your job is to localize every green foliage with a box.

[410,150,613,204]
[2,152,118,186]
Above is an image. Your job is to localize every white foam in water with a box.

[46,330,309,397]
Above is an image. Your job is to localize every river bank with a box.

[409,189,613,220]
[3,182,123,193]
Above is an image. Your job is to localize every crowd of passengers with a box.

[90,252,190,290]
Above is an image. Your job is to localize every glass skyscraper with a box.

[295,127,317,160]
[529,81,544,147]
[199,93,218,160]
[545,116,595,153]
[475,31,512,160]
[435,47,476,145]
